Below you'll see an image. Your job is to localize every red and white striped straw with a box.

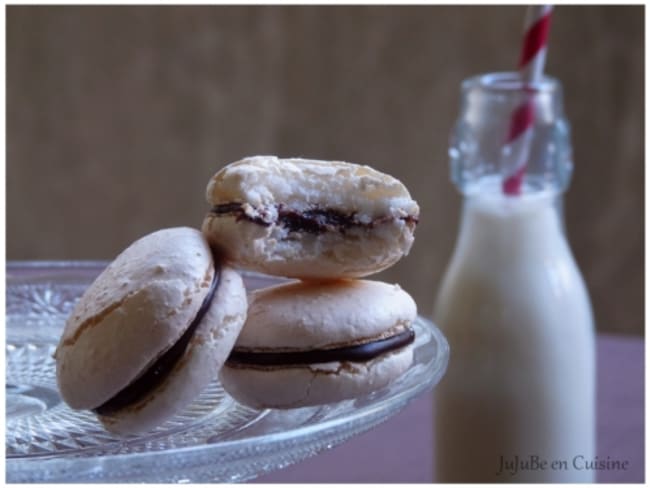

[501,5,554,196]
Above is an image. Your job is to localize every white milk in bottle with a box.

[433,73,595,483]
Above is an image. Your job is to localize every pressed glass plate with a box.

[6,261,449,483]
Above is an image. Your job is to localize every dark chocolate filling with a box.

[210,202,418,235]
[226,327,415,367]
[93,268,221,416]
[277,207,355,234]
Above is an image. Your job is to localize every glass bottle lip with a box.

[462,71,561,94]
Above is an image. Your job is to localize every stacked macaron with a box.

[202,156,420,409]
[55,155,419,433]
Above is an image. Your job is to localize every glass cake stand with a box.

[6,261,449,483]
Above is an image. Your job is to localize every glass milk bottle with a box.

[433,73,595,483]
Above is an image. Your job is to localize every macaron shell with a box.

[55,227,214,410]
[219,346,414,409]
[205,155,419,219]
[98,266,248,435]
[60,227,214,335]
[233,279,417,350]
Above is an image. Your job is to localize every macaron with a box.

[54,227,248,434]
[219,279,417,409]
[201,156,419,279]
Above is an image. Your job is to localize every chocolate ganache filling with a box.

[211,202,418,235]
[93,268,221,415]
[226,327,415,367]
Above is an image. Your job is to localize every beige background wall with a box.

[7,6,644,335]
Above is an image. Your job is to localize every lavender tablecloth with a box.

[256,333,644,483]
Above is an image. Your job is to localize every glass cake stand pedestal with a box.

[6,261,449,483]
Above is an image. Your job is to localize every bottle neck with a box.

[450,72,573,195]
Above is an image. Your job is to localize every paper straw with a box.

[502,5,554,196]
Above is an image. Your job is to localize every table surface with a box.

[256,333,644,483]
